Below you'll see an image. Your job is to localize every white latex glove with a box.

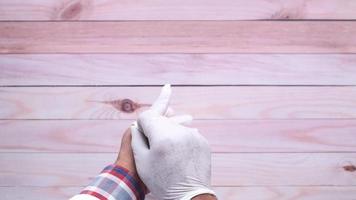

[131,84,216,200]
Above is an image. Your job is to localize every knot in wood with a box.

[121,99,135,113]
[343,165,356,172]
[60,1,83,20]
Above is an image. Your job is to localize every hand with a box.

[115,128,148,194]
[115,128,136,173]
[131,84,216,200]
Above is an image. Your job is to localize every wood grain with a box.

[1,1,355,199]
[1,0,356,20]
[2,186,356,200]
[1,119,356,153]
[1,153,355,186]
[1,86,356,120]
[1,22,356,53]
[1,54,356,86]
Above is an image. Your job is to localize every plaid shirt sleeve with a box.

[70,164,145,200]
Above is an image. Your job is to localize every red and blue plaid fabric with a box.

[80,164,145,200]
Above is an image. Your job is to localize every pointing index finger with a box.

[150,84,172,115]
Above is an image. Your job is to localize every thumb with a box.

[131,122,150,154]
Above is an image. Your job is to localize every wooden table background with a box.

[1,0,356,199]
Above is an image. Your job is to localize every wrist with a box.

[81,164,146,200]
[181,188,216,200]
[115,158,136,173]
[192,194,217,200]
[114,162,148,195]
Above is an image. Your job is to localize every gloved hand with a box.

[131,84,216,200]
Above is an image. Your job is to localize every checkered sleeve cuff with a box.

[80,164,145,200]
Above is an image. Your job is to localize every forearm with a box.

[69,164,145,200]
[192,194,217,200]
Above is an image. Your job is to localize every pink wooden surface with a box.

[1,153,356,186]
[1,1,356,199]
[1,22,356,53]
[1,54,356,86]
[1,0,356,20]
[1,120,356,153]
[1,87,356,120]
[3,186,356,200]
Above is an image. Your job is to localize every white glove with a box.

[131,84,216,200]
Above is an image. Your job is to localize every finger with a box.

[164,106,175,117]
[169,114,193,125]
[131,122,150,153]
[150,84,171,115]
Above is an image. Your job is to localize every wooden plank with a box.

[1,120,356,153]
[2,187,80,200]
[1,0,356,20]
[1,22,355,53]
[1,54,356,86]
[0,153,355,186]
[1,86,356,120]
[2,186,356,200]
[212,186,356,200]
